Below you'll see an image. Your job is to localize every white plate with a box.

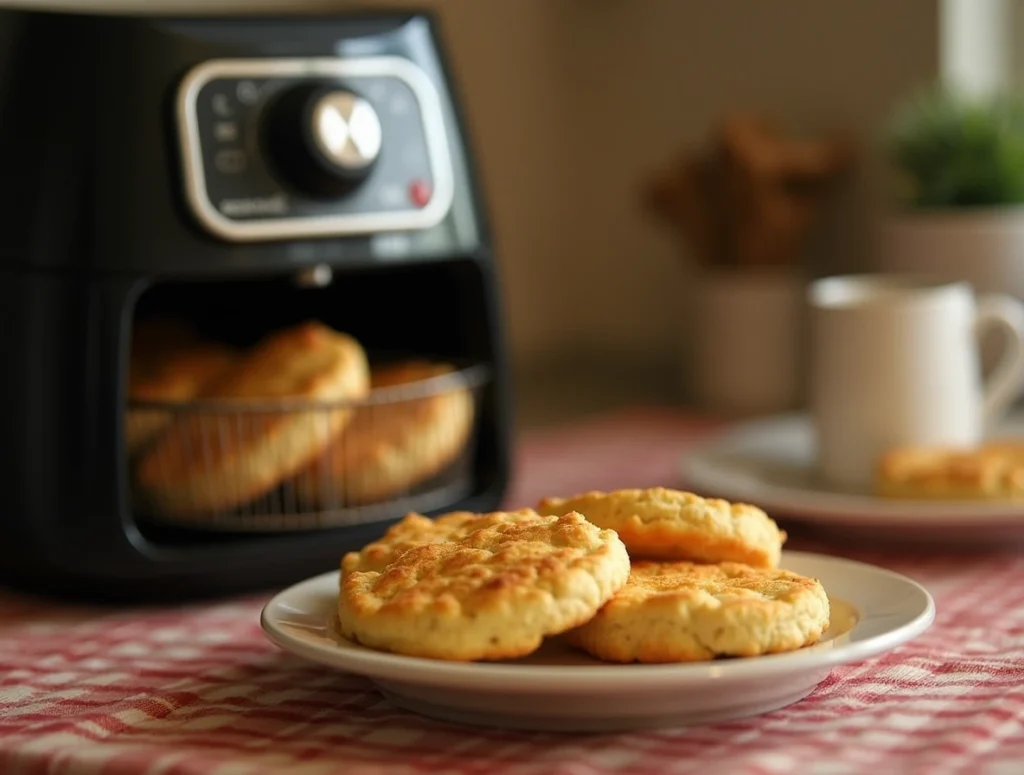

[681,413,1024,542]
[260,551,934,732]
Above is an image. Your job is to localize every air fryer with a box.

[0,10,512,601]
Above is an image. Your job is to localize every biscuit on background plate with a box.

[536,487,786,568]
[876,442,1024,500]
[565,560,830,663]
[338,512,630,661]
[340,508,544,578]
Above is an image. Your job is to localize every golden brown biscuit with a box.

[341,508,545,578]
[296,361,475,507]
[876,441,1024,500]
[126,334,239,455]
[565,560,830,663]
[135,321,370,518]
[338,512,631,661]
[536,487,786,568]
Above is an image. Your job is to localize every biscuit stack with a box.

[337,487,830,663]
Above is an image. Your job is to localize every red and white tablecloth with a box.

[2,407,1024,775]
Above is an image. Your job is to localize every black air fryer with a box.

[0,10,512,601]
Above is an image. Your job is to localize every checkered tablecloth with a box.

[3,407,1024,775]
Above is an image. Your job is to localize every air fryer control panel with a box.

[177,57,455,242]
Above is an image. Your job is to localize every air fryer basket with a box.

[127,363,489,532]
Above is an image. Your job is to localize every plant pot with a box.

[875,206,1024,298]
[688,269,804,416]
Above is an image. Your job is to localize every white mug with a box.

[807,274,1024,490]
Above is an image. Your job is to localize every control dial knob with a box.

[263,83,383,198]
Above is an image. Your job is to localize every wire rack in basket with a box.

[126,363,489,532]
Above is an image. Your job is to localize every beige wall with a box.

[431,0,941,372]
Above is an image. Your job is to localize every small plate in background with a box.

[681,413,1024,543]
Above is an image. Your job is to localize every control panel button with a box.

[263,83,383,199]
[211,93,233,118]
[236,80,260,105]
[214,121,239,142]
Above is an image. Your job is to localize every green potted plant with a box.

[877,86,1024,299]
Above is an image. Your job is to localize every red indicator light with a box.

[409,180,432,207]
